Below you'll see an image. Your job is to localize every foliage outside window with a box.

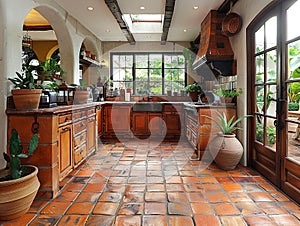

[110,52,186,95]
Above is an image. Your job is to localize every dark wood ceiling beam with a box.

[104,0,135,44]
[23,25,53,31]
[161,0,176,44]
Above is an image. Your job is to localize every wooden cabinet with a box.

[103,104,131,138]
[58,124,73,180]
[6,103,98,198]
[163,104,183,139]
[184,105,236,159]
[132,112,163,136]
[97,105,103,136]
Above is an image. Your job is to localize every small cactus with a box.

[3,129,39,179]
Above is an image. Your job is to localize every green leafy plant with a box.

[185,83,203,93]
[3,129,39,180]
[38,58,64,80]
[205,112,252,135]
[256,122,276,145]
[8,64,40,89]
[213,88,243,98]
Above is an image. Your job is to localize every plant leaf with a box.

[28,134,39,155]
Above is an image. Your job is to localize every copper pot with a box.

[222,13,242,37]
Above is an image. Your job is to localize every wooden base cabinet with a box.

[6,104,98,199]
[163,104,183,139]
[184,105,236,160]
[132,112,163,137]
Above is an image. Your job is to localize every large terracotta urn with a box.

[0,165,40,220]
[208,133,243,170]
[12,89,42,110]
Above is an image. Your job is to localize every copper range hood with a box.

[192,10,236,80]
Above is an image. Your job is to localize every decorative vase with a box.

[208,133,243,170]
[12,89,42,110]
[73,90,89,104]
[0,165,40,220]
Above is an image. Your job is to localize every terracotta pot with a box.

[220,97,233,103]
[208,133,243,170]
[12,89,42,110]
[0,165,40,220]
[188,91,199,102]
[73,90,89,104]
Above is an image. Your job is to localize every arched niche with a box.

[33,5,75,84]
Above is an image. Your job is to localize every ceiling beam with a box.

[104,0,135,44]
[161,0,176,44]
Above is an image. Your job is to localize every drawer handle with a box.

[62,127,69,131]
[80,122,84,127]
[80,135,83,141]
[65,117,69,122]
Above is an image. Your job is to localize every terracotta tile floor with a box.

[2,140,300,226]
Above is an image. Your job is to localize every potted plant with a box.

[185,83,203,102]
[206,112,251,170]
[0,129,40,220]
[71,80,90,104]
[213,87,242,103]
[288,83,300,111]
[8,64,42,110]
[38,57,64,82]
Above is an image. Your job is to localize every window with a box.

[110,52,186,95]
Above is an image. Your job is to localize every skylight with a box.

[123,14,164,33]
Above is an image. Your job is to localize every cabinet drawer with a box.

[73,110,87,121]
[73,119,87,134]
[74,131,87,148]
[74,143,87,165]
[58,113,72,126]
[87,108,95,115]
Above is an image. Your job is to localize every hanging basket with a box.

[222,13,242,37]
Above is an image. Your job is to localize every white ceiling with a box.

[50,0,224,42]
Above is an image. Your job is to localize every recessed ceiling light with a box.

[193,6,199,10]
[183,29,187,32]
[87,6,94,11]
[105,29,111,33]
[140,6,145,10]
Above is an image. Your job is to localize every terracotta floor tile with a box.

[147,176,164,184]
[186,192,207,202]
[123,192,144,203]
[104,184,126,193]
[216,177,235,183]
[85,215,115,226]
[168,203,193,216]
[54,191,79,202]
[270,214,300,225]
[214,203,240,215]
[191,203,214,215]
[127,177,147,184]
[98,192,123,202]
[221,183,243,192]
[248,192,276,202]
[28,201,48,213]
[259,182,278,191]
[232,176,255,183]
[118,203,143,215]
[270,191,291,202]
[28,215,61,226]
[144,202,167,215]
[83,183,105,193]
[235,202,263,215]
[66,202,94,215]
[257,202,288,214]
[76,170,94,177]
[147,184,165,191]
[219,216,247,226]
[57,215,88,226]
[108,176,128,184]
[167,192,189,203]
[63,183,86,191]
[143,215,168,226]
[41,201,71,215]
[75,192,101,203]
[165,176,182,183]
[184,183,204,192]
[228,192,252,202]
[115,216,141,226]
[244,215,274,225]
[280,202,300,213]
[145,192,166,202]
[182,176,201,184]
[194,215,221,226]
[166,184,185,192]
[169,216,194,226]
[0,213,35,226]
[206,192,229,203]
[200,176,219,184]
[125,184,146,192]
[92,202,119,215]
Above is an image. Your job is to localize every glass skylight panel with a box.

[123,14,164,33]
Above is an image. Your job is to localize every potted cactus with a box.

[0,129,40,220]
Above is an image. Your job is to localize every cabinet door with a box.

[148,113,163,135]
[97,108,102,136]
[164,113,181,135]
[87,116,96,154]
[58,125,73,180]
[132,113,148,135]
[104,105,131,133]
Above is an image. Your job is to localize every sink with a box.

[132,102,163,112]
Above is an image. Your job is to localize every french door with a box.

[248,0,300,203]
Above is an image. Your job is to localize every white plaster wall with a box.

[231,0,273,165]
[0,0,102,169]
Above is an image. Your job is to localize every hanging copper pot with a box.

[222,12,242,37]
